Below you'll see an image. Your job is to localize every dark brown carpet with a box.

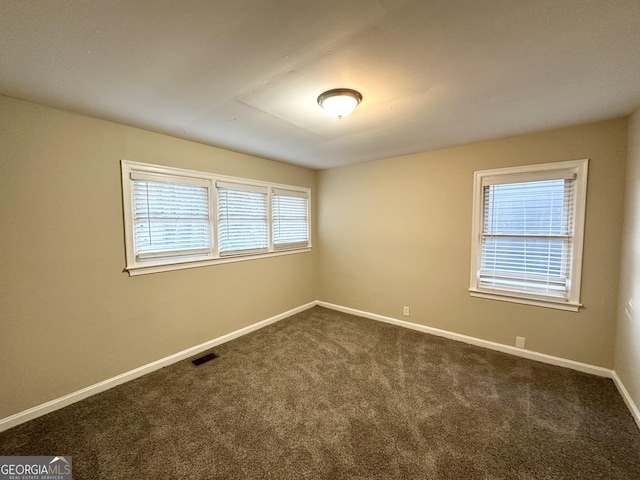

[1,306,639,479]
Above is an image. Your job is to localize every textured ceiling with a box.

[1,0,639,169]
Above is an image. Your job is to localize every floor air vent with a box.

[191,352,218,366]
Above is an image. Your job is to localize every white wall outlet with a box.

[403,306,410,316]
[625,298,633,317]
[515,336,526,349]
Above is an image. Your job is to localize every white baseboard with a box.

[612,371,640,429]
[321,300,638,431]
[0,301,316,433]
[316,301,614,378]
[4,300,637,434]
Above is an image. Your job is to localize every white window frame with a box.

[216,181,270,257]
[469,159,588,312]
[121,160,312,276]
[272,188,311,251]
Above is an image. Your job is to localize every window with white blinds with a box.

[217,182,268,255]
[132,175,212,260]
[272,189,309,250]
[470,159,588,311]
[121,160,312,275]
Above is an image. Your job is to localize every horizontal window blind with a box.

[132,178,211,259]
[479,178,574,298]
[217,182,268,255]
[122,160,312,274]
[272,189,309,250]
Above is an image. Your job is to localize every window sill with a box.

[126,247,312,276]
[469,289,581,312]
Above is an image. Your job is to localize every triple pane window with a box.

[121,161,311,275]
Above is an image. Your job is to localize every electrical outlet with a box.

[403,306,410,316]
[625,299,633,317]
[515,336,526,349]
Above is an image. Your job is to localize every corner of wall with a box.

[614,108,640,429]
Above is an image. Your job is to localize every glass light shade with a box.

[317,89,362,119]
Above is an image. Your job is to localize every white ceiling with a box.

[1,0,639,169]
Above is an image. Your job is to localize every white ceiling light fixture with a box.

[317,88,363,119]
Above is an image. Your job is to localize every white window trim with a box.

[272,187,311,252]
[216,180,270,257]
[121,160,312,276]
[469,159,589,312]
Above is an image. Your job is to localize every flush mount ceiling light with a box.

[317,88,363,119]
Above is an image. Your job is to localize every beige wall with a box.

[318,119,627,368]
[0,95,318,418]
[616,109,640,411]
